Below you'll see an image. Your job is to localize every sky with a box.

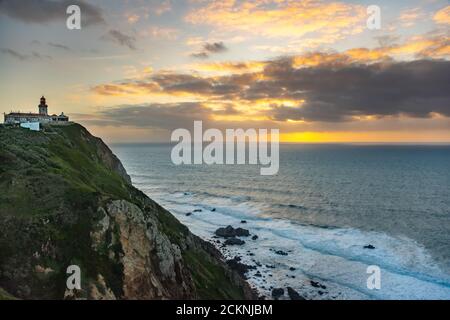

[0,0,449,143]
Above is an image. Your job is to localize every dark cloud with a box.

[0,0,105,26]
[93,58,450,123]
[87,102,245,132]
[191,41,228,59]
[204,42,227,53]
[1,48,52,60]
[101,29,137,50]
[97,103,211,130]
[0,48,27,60]
[31,51,52,60]
[48,42,70,51]
[265,59,450,122]
[191,52,209,59]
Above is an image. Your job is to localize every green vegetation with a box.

[0,124,248,300]
[0,287,17,300]
[184,249,246,300]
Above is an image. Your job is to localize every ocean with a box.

[111,143,450,300]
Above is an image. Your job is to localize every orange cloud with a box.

[434,5,450,24]
[193,61,267,74]
[398,8,423,27]
[185,0,366,41]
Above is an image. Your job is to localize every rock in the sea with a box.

[185,212,192,216]
[215,225,250,238]
[193,209,202,212]
[274,250,288,256]
[364,244,376,249]
[287,287,304,300]
[235,228,250,237]
[310,281,327,289]
[271,288,284,299]
[224,237,245,246]
[215,225,236,238]
[289,267,296,271]
[211,208,216,212]
[252,235,258,240]
[241,220,247,224]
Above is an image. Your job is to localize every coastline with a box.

[136,187,450,300]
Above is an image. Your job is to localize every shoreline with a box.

[141,188,450,300]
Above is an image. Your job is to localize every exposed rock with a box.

[310,281,327,289]
[289,267,296,271]
[274,250,288,256]
[215,225,250,238]
[364,244,376,249]
[241,220,247,224]
[215,225,236,238]
[226,257,256,277]
[235,228,250,237]
[224,237,245,246]
[252,235,259,240]
[34,265,54,275]
[89,274,116,300]
[103,200,194,299]
[287,287,305,300]
[271,288,284,299]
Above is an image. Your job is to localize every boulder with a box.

[215,225,250,238]
[224,237,245,246]
[235,228,250,237]
[287,287,304,300]
[271,288,284,299]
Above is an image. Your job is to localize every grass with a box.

[0,123,248,300]
[184,249,246,300]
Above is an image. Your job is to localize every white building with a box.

[4,96,69,124]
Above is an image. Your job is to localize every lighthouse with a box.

[38,96,48,115]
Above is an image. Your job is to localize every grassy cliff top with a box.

[0,123,251,300]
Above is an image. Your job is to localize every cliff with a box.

[0,123,254,300]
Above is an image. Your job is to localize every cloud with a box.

[1,48,52,60]
[266,59,450,122]
[101,30,137,50]
[434,5,450,25]
[0,48,27,60]
[93,56,450,123]
[204,42,227,53]
[398,8,424,27]
[191,52,209,59]
[96,102,218,129]
[191,41,228,59]
[140,26,179,40]
[154,0,172,16]
[48,42,70,51]
[185,0,365,43]
[0,0,105,26]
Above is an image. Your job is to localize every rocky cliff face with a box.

[0,123,254,300]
